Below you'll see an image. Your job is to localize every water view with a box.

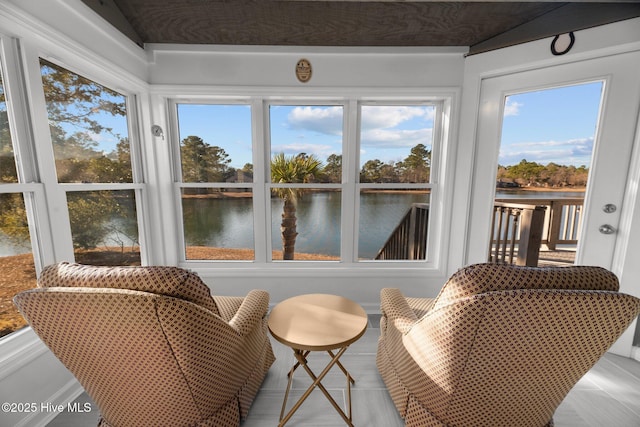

[183,191,429,259]
[181,189,584,260]
[0,190,583,259]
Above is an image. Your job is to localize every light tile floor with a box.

[49,315,640,426]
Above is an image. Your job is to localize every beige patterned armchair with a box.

[14,262,275,426]
[377,263,640,427]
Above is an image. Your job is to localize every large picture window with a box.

[40,60,142,266]
[172,99,442,265]
[269,105,343,261]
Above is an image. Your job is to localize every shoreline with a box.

[182,186,586,199]
[496,187,587,193]
[496,186,585,193]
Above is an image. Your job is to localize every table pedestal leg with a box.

[278,347,355,427]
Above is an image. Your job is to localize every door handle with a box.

[599,224,616,235]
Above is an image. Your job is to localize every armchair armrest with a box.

[380,288,420,334]
[228,290,270,337]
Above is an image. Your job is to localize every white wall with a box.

[148,44,466,88]
[0,330,79,427]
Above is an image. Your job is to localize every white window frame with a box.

[21,48,148,265]
[0,36,53,272]
[168,93,454,271]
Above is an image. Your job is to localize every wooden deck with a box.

[538,248,577,266]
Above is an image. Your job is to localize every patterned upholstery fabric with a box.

[377,263,640,427]
[14,263,275,427]
[38,261,220,315]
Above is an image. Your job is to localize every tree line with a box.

[497,159,589,188]
[180,135,432,184]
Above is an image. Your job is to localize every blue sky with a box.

[500,81,603,167]
[175,104,435,169]
[177,104,253,169]
[88,82,603,170]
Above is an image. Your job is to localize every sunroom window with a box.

[0,53,35,337]
[269,105,343,261]
[172,99,442,265]
[358,105,434,260]
[176,103,254,260]
[40,59,142,265]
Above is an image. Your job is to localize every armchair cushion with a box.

[431,262,619,312]
[38,261,219,315]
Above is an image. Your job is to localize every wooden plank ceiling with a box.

[80,1,640,54]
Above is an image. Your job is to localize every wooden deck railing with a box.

[375,203,429,260]
[494,197,583,250]
[488,202,547,266]
[374,197,582,264]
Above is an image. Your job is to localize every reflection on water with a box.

[271,191,342,257]
[182,191,428,259]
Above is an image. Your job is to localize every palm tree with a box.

[271,153,323,260]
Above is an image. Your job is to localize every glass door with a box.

[491,82,602,267]
[467,51,640,355]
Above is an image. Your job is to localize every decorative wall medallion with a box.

[551,32,575,56]
[295,58,312,83]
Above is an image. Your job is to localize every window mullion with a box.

[253,98,268,263]
[342,100,359,263]
[22,45,75,262]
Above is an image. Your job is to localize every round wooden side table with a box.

[268,293,368,426]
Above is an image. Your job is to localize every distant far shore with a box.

[181,188,432,199]
[182,186,586,200]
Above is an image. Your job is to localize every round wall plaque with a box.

[295,59,312,83]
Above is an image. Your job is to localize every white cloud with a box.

[361,106,434,130]
[87,131,120,153]
[503,99,523,117]
[271,142,336,159]
[287,106,343,135]
[499,137,594,166]
[361,128,432,148]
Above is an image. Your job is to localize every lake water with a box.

[184,191,428,259]
[1,190,582,258]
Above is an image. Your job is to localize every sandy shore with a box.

[0,253,36,337]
